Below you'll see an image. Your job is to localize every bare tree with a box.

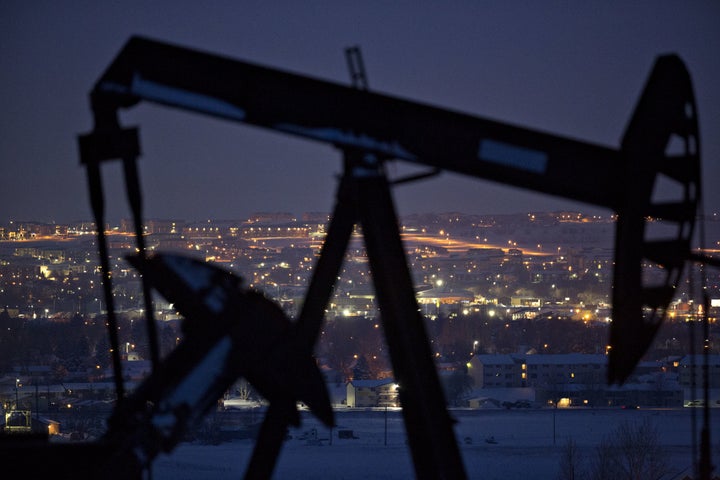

[590,437,621,480]
[592,419,670,480]
[558,438,585,480]
[560,419,672,480]
[235,378,253,401]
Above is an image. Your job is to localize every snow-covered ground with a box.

[151,407,714,479]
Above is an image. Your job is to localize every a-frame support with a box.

[245,150,466,479]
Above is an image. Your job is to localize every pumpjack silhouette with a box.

[2,36,716,479]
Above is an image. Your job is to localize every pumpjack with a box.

[2,36,715,478]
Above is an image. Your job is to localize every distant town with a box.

[1,211,718,437]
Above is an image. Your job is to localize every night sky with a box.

[1,2,718,224]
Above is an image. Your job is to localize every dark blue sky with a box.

[1,2,718,224]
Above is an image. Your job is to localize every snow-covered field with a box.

[151,408,713,479]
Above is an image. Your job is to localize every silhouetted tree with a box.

[441,370,474,406]
[352,355,372,380]
[560,419,670,480]
[592,419,669,480]
[558,438,584,480]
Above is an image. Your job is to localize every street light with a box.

[15,378,20,409]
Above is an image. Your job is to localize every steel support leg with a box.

[244,175,357,479]
[352,152,466,479]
